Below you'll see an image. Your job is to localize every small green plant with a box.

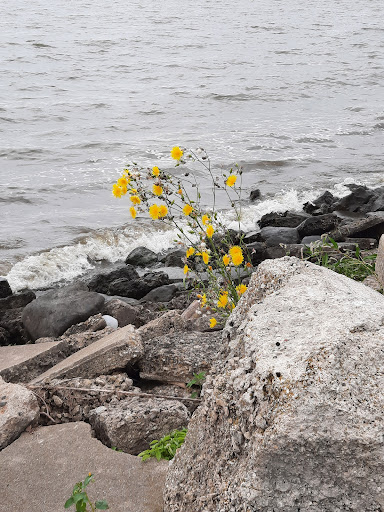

[111,446,122,452]
[304,236,377,282]
[138,428,187,461]
[64,473,108,511]
[187,371,206,398]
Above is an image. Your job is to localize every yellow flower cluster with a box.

[226,175,237,187]
[171,146,183,160]
[149,204,168,220]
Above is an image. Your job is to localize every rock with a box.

[107,271,170,299]
[0,421,168,512]
[139,330,223,383]
[301,235,322,244]
[62,313,106,335]
[180,300,223,332]
[161,248,185,268]
[0,327,10,346]
[333,184,384,213]
[141,283,181,303]
[0,289,35,312]
[264,243,306,260]
[258,211,309,229]
[0,376,39,449]
[138,310,188,341]
[89,397,190,455]
[125,246,158,267]
[249,188,261,201]
[242,231,261,244]
[376,235,384,288]
[103,299,142,327]
[362,275,382,292]
[31,325,143,383]
[164,257,384,511]
[259,226,300,247]
[0,307,31,345]
[21,289,105,341]
[329,212,384,241]
[297,213,340,238]
[88,265,140,294]
[102,315,118,328]
[0,340,70,383]
[0,278,12,299]
[303,190,337,215]
[151,266,193,283]
[245,242,266,265]
[345,237,377,249]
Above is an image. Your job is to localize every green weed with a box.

[138,428,187,461]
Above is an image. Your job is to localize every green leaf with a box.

[64,497,75,508]
[95,500,109,510]
[83,474,93,487]
[73,492,87,504]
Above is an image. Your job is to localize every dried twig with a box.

[29,389,58,423]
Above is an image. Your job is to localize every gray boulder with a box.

[259,226,300,247]
[0,376,39,450]
[329,212,384,241]
[141,283,181,303]
[103,299,141,327]
[258,211,309,228]
[89,397,190,455]
[21,288,105,340]
[297,212,340,238]
[0,278,12,299]
[125,246,158,267]
[164,257,384,511]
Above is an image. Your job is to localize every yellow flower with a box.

[130,195,141,205]
[236,283,247,295]
[183,264,190,275]
[158,204,168,218]
[201,293,207,307]
[222,254,230,266]
[186,247,195,258]
[226,175,237,187]
[178,188,183,195]
[206,225,214,238]
[130,188,137,194]
[152,166,160,177]
[202,251,210,264]
[112,184,123,198]
[117,177,128,187]
[183,204,193,216]
[153,184,163,196]
[217,292,228,309]
[120,186,128,195]
[171,146,183,160]
[202,214,209,226]
[210,318,217,328]
[149,204,159,219]
[229,246,243,266]
[229,302,235,310]
[129,207,137,219]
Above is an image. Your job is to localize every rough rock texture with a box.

[303,190,336,215]
[329,213,384,241]
[107,271,169,299]
[376,234,384,288]
[89,397,190,455]
[0,278,12,298]
[333,184,384,213]
[0,289,35,311]
[88,265,140,294]
[0,422,168,512]
[296,212,340,238]
[258,211,309,228]
[164,257,384,511]
[180,300,223,332]
[138,310,188,340]
[125,246,158,266]
[0,376,39,449]
[0,290,36,346]
[103,299,141,327]
[0,340,70,383]
[31,325,143,383]
[259,226,300,246]
[141,283,181,303]
[21,288,105,340]
[139,330,223,383]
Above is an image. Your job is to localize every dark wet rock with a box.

[0,278,12,299]
[345,237,377,249]
[303,191,337,215]
[297,213,341,238]
[264,244,306,260]
[103,299,142,328]
[258,211,310,229]
[0,290,36,312]
[21,289,105,341]
[329,213,384,241]
[249,189,261,201]
[259,226,300,247]
[107,271,169,299]
[88,265,139,294]
[0,326,11,346]
[245,242,266,265]
[333,184,384,214]
[158,248,185,268]
[141,284,181,303]
[0,308,31,346]
[301,235,322,245]
[151,266,189,284]
[242,231,262,244]
[125,247,158,267]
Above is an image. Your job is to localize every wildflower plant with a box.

[112,147,252,326]
[64,473,108,511]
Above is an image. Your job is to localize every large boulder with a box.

[89,397,190,455]
[333,184,384,213]
[0,422,168,512]
[329,212,384,241]
[164,258,384,511]
[258,226,300,247]
[0,290,36,345]
[0,376,39,450]
[125,246,158,267]
[21,288,105,340]
[296,212,340,238]
[0,278,12,299]
[258,211,309,228]
[303,190,337,215]
[88,265,140,294]
[107,271,169,299]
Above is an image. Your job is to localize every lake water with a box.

[1,0,383,290]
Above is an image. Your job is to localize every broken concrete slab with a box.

[139,330,223,383]
[0,376,39,450]
[0,421,168,512]
[89,397,190,455]
[376,235,384,288]
[0,340,70,383]
[31,325,143,384]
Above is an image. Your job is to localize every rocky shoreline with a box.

[1,183,384,511]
